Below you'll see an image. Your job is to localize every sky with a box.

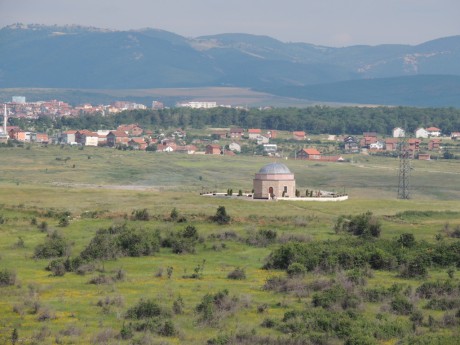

[1,0,459,47]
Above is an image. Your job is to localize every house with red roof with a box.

[428,139,441,151]
[248,128,261,140]
[128,138,148,150]
[156,142,177,152]
[36,133,49,143]
[385,138,399,151]
[229,128,244,139]
[292,131,306,140]
[360,136,378,148]
[175,145,197,154]
[106,130,129,147]
[76,130,99,146]
[426,127,441,137]
[117,124,143,136]
[205,144,222,155]
[296,148,321,160]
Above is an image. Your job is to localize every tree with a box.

[334,212,381,238]
[12,328,18,345]
[212,206,230,225]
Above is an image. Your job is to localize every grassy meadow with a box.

[0,145,459,344]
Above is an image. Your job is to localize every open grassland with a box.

[0,146,459,344]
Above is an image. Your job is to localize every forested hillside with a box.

[15,106,460,135]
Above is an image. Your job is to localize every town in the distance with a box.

[1,96,459,161]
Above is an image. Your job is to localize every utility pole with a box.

[397,134,411,199]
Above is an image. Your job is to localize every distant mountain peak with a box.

[1,24,459,106]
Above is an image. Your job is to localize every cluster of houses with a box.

[1,119,459,161]
[2,98,155,119]
[340,127,460,160]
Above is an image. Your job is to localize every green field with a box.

[0,146,459,344]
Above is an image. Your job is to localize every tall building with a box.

[12,96,26,104]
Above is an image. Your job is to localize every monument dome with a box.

[258,162,292,175]
[253,162,296,199]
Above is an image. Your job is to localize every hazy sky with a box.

[1,0,459,47]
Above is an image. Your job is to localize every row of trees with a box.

[13,105,460,135]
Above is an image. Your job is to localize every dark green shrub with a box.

[117,228,160,257]
[195,289,238,324]
[286,263,306,277]
[400,259,428,278]
[335,212,381,238]
[425,298,460,310]
[158,320,176,336]
[58,216,69,227]
[126,299,163,319]
[261,318,277,328]
[207,334,230,345]
[212,206,230,224]
[34,231,70,259]
[46,259,66,276]
[416,280,457,298]
[312,285,347,309]
[0,269,16,286]
[170,207,178,221]
[130,208,150,221]
[79,230,119,261]
[170,225,200,254]
[119,324,133,340]
[172,296,184,315]
[397,233,416,248]
[369,248,396,270]
[38,221,48,232]
[390,296,414,315]
[227,267,246,280]
[363,287,391,302]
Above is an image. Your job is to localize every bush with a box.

[400,260,428,278]
[287,263,306,277]
[126,299,163,319]
[34,231,70,259]
[335,212,381,238]
[416,280,457,299]
[158,320,176,336]
[46,259,66,276]
[311,285,347,309]
[131,208,150,221]
[172,296,184,314]
[227,267,246,280]
[397,233,416,248]
[261,318,277,328]
[390,296,414,315]
[0,269,16,286]
[425,298,460,311]
[117,228,160,257]
[79,229,120,261]
[169,225,200,254]
[88,274,114,285]
[195,289,239,324]
[212,206,231,225]
[37,221,48,232]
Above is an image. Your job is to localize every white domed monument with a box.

[253,162,296,199]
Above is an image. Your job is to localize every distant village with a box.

[1,97,459,161]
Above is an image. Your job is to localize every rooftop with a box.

[258,162,291,174]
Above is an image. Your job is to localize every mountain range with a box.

[1,24,460,107]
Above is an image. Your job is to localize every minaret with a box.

[3,104,7,133]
